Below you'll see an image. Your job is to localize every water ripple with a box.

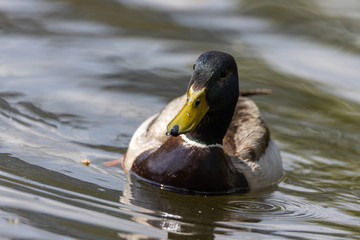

[224,194,327,221]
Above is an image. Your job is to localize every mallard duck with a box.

[123,51,282,194]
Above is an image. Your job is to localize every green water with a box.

[0,0,359,239]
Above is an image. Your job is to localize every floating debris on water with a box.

[81,159,90,167]
[8,218,19,225]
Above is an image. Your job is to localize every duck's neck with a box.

[186,99,237,145]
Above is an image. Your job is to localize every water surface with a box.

[1,0,360,239]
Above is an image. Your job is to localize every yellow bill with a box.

[166,86,209,136]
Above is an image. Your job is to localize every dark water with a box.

[1,0,360,239]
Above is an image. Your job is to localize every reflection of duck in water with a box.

[119,173,268,239]
[123,51,282,194]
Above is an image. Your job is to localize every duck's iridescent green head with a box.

[167,51,239,137]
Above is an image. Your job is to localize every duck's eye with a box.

[194,99,201,107]
[220,71,227,78]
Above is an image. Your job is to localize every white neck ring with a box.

[180,135,223,149]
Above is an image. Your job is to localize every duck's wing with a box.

[223,97,282,189]
[223,97,270,161]
[124,94,186,170]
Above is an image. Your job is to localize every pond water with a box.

[1,0,360,239]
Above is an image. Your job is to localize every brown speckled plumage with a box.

[223,97,270,162]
